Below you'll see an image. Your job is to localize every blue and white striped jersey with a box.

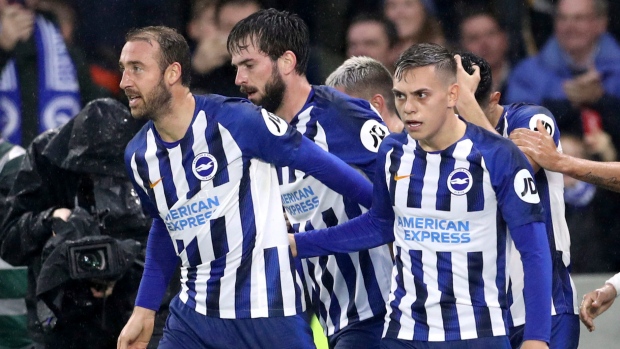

[379,122,544,341]
[496,103,578,327]
[125,94,372,319]
[279,86,393,336]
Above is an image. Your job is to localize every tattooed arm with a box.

[510,119,620,193]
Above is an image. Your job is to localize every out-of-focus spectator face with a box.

[187,1,217,42]
[0,0,37,11]
[217,2,260,35]
[460,14,508,69]
[347,21,392,68]
[384,0,425,41]
[555,0,606,57]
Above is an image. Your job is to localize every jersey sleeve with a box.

[227,101,374,208]
[124,136,160,218]
[294,140,396,257]
[134,218,179,311]
[479,133,544,229]
[506,104,561,147]
[320,95,389,179]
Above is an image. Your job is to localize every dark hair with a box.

[394,43,456,84]
[349,13,399,49]
[125,26,192,87]
[458,51,493,108]
[326,56,397,114]
[227,8,309,75]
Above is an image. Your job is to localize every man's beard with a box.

[133,77,172,121]
[254,67,286,113]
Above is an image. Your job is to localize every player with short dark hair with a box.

[228,9,393,349]
[291,43,552,349]
[457,51,579,349]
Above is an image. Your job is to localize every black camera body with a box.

[66,236,125,280]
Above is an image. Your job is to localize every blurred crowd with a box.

[1,0,620,312]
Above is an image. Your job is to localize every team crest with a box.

[192,153,218,181]
[447,168,473,196]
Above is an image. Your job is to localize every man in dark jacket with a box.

[0,0,109,147]
[0,98,162,349]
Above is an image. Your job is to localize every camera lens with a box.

[77,250,107,271]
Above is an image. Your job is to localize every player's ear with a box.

[447,82,459,107]
[278,51,297,75]
[489,91,501,107]
[165,62,182,85]
[370,94,385,111]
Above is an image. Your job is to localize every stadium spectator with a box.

[0,0,109,146]
[459,10,511,100]
[345,13,398,71]
[505,0,620,153]
[384,0,446,66]
[190,0,260,97]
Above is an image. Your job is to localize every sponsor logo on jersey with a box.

[397,216,471,243]
[528,113,555,137]
[447,168,473,195]
[360,119,388,152]
[261,108,287,136]
[513,169,540,204]
[164,196,221,231]
[192,152,217,181]
[281,185,320,216]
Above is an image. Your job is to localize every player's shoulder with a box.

[125,121,153,159]
[378,130,408,155]
[194,93,260,122]
[466,121,520,157]
[311,85,382,122]
[504,102,558,137]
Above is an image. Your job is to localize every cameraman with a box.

[0,99,160,349]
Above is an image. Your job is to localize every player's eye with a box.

[393,92,405,100]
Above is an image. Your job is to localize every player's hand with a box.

[521,340,548,349]
[0,4,34,51]
[288,234,297,257]
[579,283,617,332]
[454,54,480,94]
[510,119,564,172]
[117,306,155,349]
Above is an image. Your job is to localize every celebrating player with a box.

[228,9,393,349]
[456,51,579,349]
[291,43,552,349]
[116,25,374,349]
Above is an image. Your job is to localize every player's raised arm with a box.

[512,119,620,193]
